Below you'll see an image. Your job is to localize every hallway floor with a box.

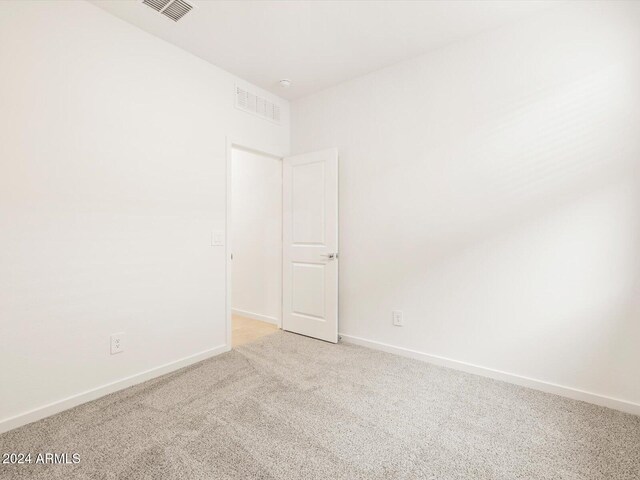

[232,314,278,347]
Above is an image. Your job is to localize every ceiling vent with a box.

[235,85,282,124]
[142,0,194,22]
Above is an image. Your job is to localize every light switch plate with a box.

[211,230,224,246]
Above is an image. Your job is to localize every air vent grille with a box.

[142,0,194,22]
[161,0,193,21]
[236,86,281,124]
[142,0,171,12]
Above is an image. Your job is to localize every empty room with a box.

[1,1,639,479]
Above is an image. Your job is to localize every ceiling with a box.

[90,0,551,100]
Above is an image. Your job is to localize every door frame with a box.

[225,137,287,349]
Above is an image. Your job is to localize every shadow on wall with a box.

[342,57,640,399]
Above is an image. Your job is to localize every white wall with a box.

[0,0,288,431]
[231,148,282,324]
[292,2,640,410]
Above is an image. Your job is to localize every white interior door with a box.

[282,148,338,343]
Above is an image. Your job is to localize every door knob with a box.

[320,253,338,259]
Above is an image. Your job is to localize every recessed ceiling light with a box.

[279,79,292,88]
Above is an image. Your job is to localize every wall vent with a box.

[142,0,194,22]
[235,86,282,124]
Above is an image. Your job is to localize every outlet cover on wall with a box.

[110,333,125,355]
[392,310,404,326]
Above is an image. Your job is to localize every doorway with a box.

[226,141,339,348]
[229,144,282,348]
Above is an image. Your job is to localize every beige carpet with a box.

[1,331,639,479]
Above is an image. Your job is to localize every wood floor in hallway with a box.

[232,314,279,347]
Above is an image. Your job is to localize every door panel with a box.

[292,161,325,244]
[292,262,326,319]
[283,148,338,343]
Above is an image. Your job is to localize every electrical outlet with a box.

[110,333,125,355]
[392,310,404,326]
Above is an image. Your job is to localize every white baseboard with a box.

[339,333,640,416]
[0,344,230,435]
[232,308,279,326]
